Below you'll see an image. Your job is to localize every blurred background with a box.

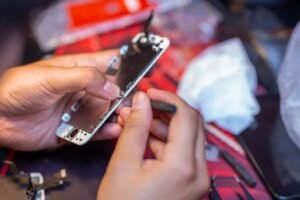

[1,1,300,199]
[0,0,299,78]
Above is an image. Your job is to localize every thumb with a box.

[111,92,152,165]
[41,66,120,100]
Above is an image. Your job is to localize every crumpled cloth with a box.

[177,38,260,134]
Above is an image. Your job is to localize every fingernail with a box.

[132,92,146,109]
[103,80,120,99]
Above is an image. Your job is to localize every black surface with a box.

[14,140,116,200]
[238,95,300,200]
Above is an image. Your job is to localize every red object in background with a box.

[0,151,15,176]
[55,23,143,54]
[69,0,152,28]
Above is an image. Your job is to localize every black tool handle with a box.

[239,181,255,200]
[220,150,257,188]
[150,100,177,113]
[209,189,223,200]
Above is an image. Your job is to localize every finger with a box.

[148,136,165,160]
[150,119,168,141]
[92,123,122,140]
[194,118,210,193]
[119,111,168,140]
[41,66,120,100]
[38,49,118,73]
[195,118,208,175]
[147,88,199,163]
[119,107,168,140]
[195,119,205,161]
[118,107,131,126]
[117,115,124,126]
[107,114,118,123]
[111,92,152,166]
[115,98,131,114]
[156,111,172,124]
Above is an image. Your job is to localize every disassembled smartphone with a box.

[56,32,170,145]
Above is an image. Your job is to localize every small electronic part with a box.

[56,12,170,145]
[0,161,67,200]
[105,55,120,76]
[26,173,45,200]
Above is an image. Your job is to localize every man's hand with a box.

[0,50,122,151]
[98,89,210,200]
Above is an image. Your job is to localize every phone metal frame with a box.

[56,33,170,145]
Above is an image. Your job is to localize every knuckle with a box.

[80,67,105,87]
[174,164,196,182]
[85,67,99,79]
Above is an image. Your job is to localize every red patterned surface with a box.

[55,24,271,200]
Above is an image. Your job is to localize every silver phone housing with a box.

[56,33,170,145]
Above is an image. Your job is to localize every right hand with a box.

[98,89,209,200]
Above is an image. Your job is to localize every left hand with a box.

[0,50,122,151]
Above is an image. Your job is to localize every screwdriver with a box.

[235,176,255,200]
[209,176,222,200]
[219,148,256,188]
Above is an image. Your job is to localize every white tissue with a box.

[177,38,260,134]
